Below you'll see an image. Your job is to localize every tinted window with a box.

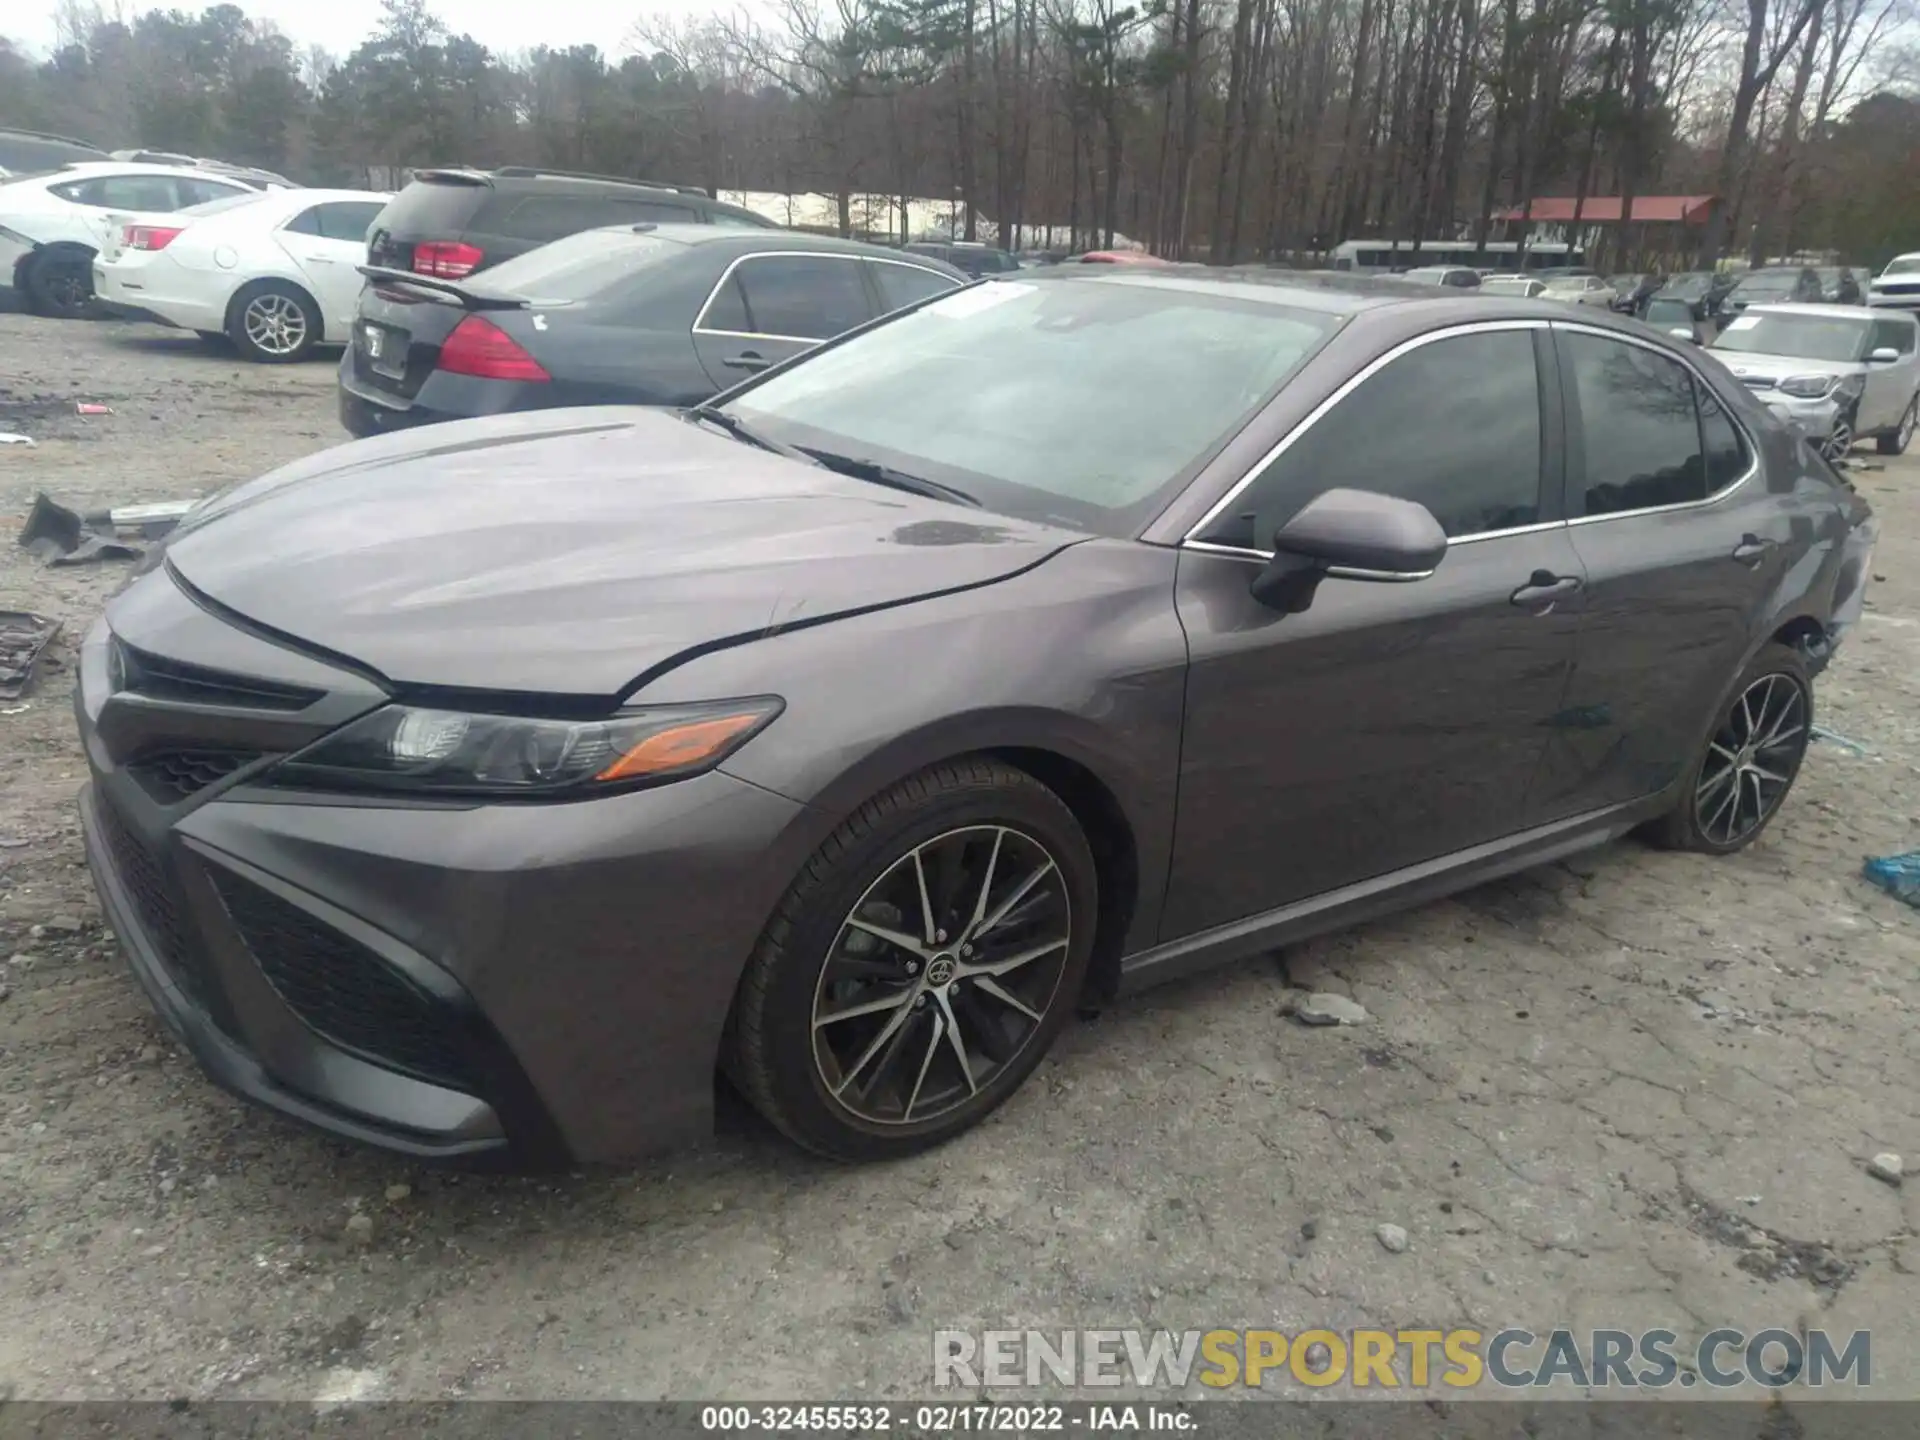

[284,204,324,235]
[1207,329,1543,546]
[466,228,681,302]
[314,201,384,242]
[1871,316,1916,355]
[1566,333,1706,515]
[175,178,244,207]
[496,194,694,242]
[709,209,771,229]
[700,273,751,331]
[728,282,1334,536]
[56,174,180,210]
[1697,385,1749,493]
[871,261,959,313]
[731,255,871,339]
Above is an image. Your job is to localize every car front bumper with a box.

[76,581,813,1165]
[1758,391,1842,440]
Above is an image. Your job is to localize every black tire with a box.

[22,247,94,319]
[1876,397,1916,455]
[727,758,1097,1161]
[1645,643,1813,855]
[1823,405,1857,461]
[225,280,321,363]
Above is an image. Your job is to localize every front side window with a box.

[727,255,871,340]
[726,279,1335,536]
[1564,333,1708,515]
[1202,328,1544,548]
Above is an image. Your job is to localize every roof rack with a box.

[490,165,711,198]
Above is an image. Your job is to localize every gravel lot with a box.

[1,311,1916,1411]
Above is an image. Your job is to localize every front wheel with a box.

[726,758,1097,1161]
[1876,397,1916,455]
[1646,645,1813,855]
[1823,408,1856,461]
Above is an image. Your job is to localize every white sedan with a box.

[0,161,273,318]
[92,188,391,363]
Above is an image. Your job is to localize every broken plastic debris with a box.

[1810,724,1870,756]
[75,402,113,416]
[0,611,60,701]
[1862,851,1920,909]
[0,432,33,446]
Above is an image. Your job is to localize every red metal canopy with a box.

[1493,196,1720,225]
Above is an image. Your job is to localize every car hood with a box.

[164,406,1082,698]
[1713,351,1862,382]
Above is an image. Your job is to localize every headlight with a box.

[268,698,783,798]
[1778,374,1837,399]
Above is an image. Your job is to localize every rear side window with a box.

[727,255,872,340]
[1697,385,1751,492]
[1564,333,1718,514]
[54,174,182,210]
[315,201,383,241]
[870,261,960,314]
[1215,328,1544,544]
[491,194,696,243]
[176,178,245,207]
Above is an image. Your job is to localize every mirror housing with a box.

[1669,327,1700,343]
[1249,488,1448,611]
[1869,346,1901,364]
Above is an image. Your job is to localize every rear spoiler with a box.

[357,265,528,310]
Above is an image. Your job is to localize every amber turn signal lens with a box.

[596,712,767,782]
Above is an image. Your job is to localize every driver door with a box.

[1160,323,1585,939]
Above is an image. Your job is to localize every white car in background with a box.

[1868,252,1920,312]
[0,162,280,318]
[92,188,391,363]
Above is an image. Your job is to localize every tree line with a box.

[3,0,1919,267]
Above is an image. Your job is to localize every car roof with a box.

[613,223,940,258]
[1746,302,1890,322]
[1038,265,1520,315]
[13,160,259,183]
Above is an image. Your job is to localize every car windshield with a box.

[1480,278,1537,295]
[1664,273,1711,297]
[1734,272,1798,296]
[1713,312,1869,362]
[1882,256,1920,276]
[724,278,1336,535]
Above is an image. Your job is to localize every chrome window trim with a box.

[1554,320,1762,524]
[1181,318,1552,551]
[1180,520,1564,565]
[690,250,953,344]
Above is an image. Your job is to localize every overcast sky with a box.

[12,0,741,61]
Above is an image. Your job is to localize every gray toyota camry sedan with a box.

[76,269,1877,1167]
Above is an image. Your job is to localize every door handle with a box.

[1731,534,1776,565]
[1510,572,1582,609]
[722,352,771,372]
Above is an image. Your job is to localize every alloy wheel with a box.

[1823,416,1854,460]
[242,294,308,356]
[1902,403,1916,449]
[1693,673,1809,847]
[810,824,1072,1126]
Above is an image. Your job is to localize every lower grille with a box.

[1741,377,1776,392]
[128,748,261,804]
[98,797,217,1007]
[212,874,476,1093]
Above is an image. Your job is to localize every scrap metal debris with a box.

[0,611,60,701]
[15,490,196,565]
[1810,723,1870,756]
[1863,851,1920,909]
[0,432,33,446]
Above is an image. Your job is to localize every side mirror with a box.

[1669,327,1700,343]
[1249,488,1448,611]
[1869,346,1901,364]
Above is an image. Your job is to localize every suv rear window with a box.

[367,176,490,242]
[481,193,699,241]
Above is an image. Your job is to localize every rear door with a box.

[1162,322,1585,937]
[277,200,388,337]
[690,252,875,385]
[1530,323,1802,819]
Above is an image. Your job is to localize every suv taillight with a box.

[436,316,550,381]
[123,225,183,251]
[412,241,484,278]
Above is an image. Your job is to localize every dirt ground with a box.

[0,311,1916,1409]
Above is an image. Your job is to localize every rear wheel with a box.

[726,758,1096,1161]
[1646,645,1812,855]
[227,281,320,363]
[23,248,93,319]
[1876,397,1916,455]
